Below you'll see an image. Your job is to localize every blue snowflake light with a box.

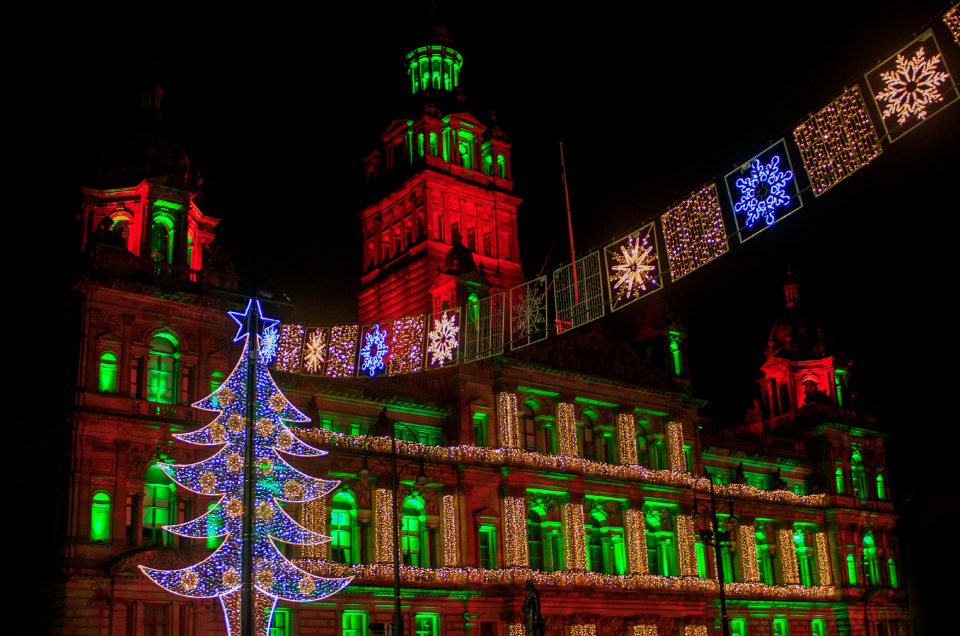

[360,324,389,378]
[734,155,794,228]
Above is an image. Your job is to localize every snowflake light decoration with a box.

[512,288,545,338]
[609,232,657,303]
[360,324,389,378]
[875,46,950,126]
[259,324,279,366]
[427,311,459,367]
[302,328,328,374]
[733,155,794,229]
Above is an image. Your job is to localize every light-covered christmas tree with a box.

[140,300,351,635]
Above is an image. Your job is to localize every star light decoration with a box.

[360,324,389,378]
[302,328,328,375]
[875,45,950,126]
[605,224,660,311]
[427,310,460,367]
[139,300,351,635]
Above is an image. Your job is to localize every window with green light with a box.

[147,334,179,404]
[876,474,886,500]
[497,155,506,178]
[417,133,425,157]
[668,334,683,375]
[755,531,776,585]
[851,451,869,499]
[887,557,898,588]
[401,500,426,567]
[269,609,290,636]
[457,132,474,170]
[143,465,173,546]
[415,614,439,636]
[472,414,487,447]
[835,467,845,494]
[99,351,118,393]
[343,612,367,636]
[150,212,176,264]
[90,491,111,542]
[478,524,497,569]
[330,492,357,564]
[846,553,857,584]
[483,154,493,176]
[730,619,747,636]
[793,528,815,586]
[429,132,439,157]
[810,620,826,636]
[862,534,880,586]
[695,540,707,578]
[206,500,223,550]
[644,508,676,576]
[528,508,545,571]
[771,619,789,636]
[321,417,337,433]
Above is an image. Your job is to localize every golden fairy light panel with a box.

[503,496,529,568]
[676,515,699,577]
[666,422,687,471]
[327,325,359,378]
[661,185,728,281]
[498,392,521,449]
[633,627,658,636]
[617,413,639,466]
[387,315,425,375]
[793,86,881,196]
[564,503,588,571]
[625,508,649,575]
[557,403,579,457]
[737,525,760,583]
[273,324,305,373]
[570,626,596,636]
[778,528,801,585]
[816,532,832,586]
[300,498,329,559]
[374,489,394,563]
[441,494,458,566]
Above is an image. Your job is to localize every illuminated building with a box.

[48,18,912,636]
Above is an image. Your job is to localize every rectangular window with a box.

[810,620,826,636]
[415,614,440,636]
[146,352,176,404]
[479,525,497,569]
[730,620,747,636]
[130,357,141,399]
[142,604,168,636]
[695,541,707,578]
[269,609,291,636]
[472,415,487,447]
[466,226,477,251]
[583,427,595,460]
[603,434,617,464]
[544,425,557,454]
[180,365,192,405]
[321,418,336,432]
[523,417,536,451]
[772,619,789,636]
[143,484,170,546]
[482,231,493,256]
[343,612,367,636]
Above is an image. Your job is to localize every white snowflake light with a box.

[876,45,950,126]
[609,233,657,302]
[427,311,460,367]
[259,325,279,366]
[512,287,546,338]
[733,155,794,228]
[360,325,389,378]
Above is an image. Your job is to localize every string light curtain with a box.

[301,498,329,559]
[815,532,832,586]
[946,6,959,43]
[617,413,639,466]
[793,86,881,197]
[625,509,650,575]
[498,392,521,449]
[738,525,760,583]
[661,184,728,281]
[441,494,458,566]
[503,496,529,568]
[273,324,306,373]
[683,626,707,636]
[676,515,699,577]
[374,489,394,563]
[633,627,658,636]
[564,503,588,571]
[557,403,579,457]
[778,529,801,585]
[570,626,596,636]
[387,315,426,375]
[666,422,687,472]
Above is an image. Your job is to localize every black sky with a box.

[46,1,959,502]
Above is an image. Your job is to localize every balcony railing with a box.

[87,244,239,291]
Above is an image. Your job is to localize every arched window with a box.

[429,132,438,157]
[99,351,118,393]
[887,557,899,588]
[835,467,845,494]
[851,452,869,499]
[147,334,179,404]
[400,500,426,567]
[755,531,777,585]
[793,529,815,586]
[209,370,225,394]
[645,509,676,577]
[527,508,544,570]
[150,213,176,264]
[497,155,506,178]
[846,553,857,585]
[587,512,605,573]
[417,133,425,157]
[330,492,358,564]
[206,500,223,550]
[90,491,111,542]
[862,534,880,587]
[876,474,886,500]
[143,465,174,547]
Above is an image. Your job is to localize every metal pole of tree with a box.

[559,142,579,304]
[391,432,402,636]
[692,473,735,636]
[240,304,259,636]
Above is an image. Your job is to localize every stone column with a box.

[120,314,136,397]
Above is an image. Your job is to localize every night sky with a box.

[46,3,957,512]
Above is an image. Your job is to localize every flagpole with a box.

[560,142,579,304]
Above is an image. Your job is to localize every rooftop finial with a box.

[783,267,801,308]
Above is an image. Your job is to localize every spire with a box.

[141,62,163,121]
[783,266,801,308]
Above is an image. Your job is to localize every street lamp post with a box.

[691,473,738,636]
[358,408,428,636]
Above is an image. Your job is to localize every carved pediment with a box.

[108,548,203,576]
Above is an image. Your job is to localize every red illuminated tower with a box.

[357,19,524,323]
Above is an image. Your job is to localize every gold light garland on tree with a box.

[625,508,649,575]
[779,529,800,585]
[666,422,686,472]
[617,413,639,466]
[676,515,699,577]
[557,403,579,457]
[564,502,587,571]
[375,489,395,563]
[793,86,881,196]
[661,184,728,281]
[273,324,306,373]
[441,494,458,566]
[815,532,832,586]
[301,497,329,559]
[738,525,760,583]
[498,392,520,449]
[503,496,529,568]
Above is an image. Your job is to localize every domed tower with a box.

[747,269,852,431]
[634,294,691,390]
[357,12,524,323]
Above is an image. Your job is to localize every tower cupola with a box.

[406,20,463,97]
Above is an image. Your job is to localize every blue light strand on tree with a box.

[139,300,352,635]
